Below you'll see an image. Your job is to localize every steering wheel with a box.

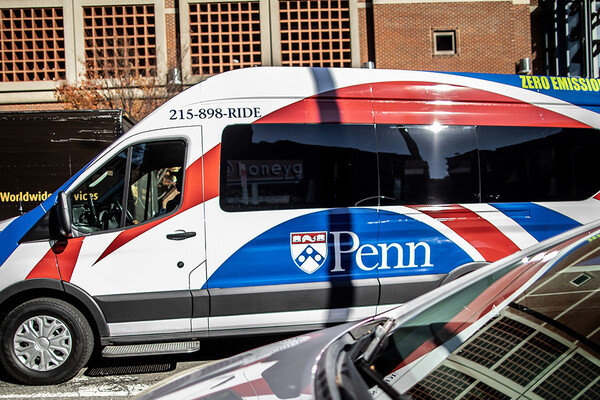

[112,195,135,225]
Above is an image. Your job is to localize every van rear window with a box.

[477,126,599,202]
[220,123,600,211]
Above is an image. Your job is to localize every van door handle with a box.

[166,231,196,241]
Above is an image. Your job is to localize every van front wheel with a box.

[0,298,94,385]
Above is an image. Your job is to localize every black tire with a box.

[0,298,94,385]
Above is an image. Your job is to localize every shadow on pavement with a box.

[82,333,296,378]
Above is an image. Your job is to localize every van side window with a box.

[378,125,479,205]
[220,124,378,211]
[126,141,186,225]
[479,126,600,202]
[70,140,186,234]
[220,123,600,211]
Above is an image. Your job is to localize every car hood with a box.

[134,323,355,400]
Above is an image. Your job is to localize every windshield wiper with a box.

[355,319,413,400]
[334,319,409,400]
[361,318,394,364]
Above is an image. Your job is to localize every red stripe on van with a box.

[373,100,587,127]
[372,81,511,102]
[26,248,60,280]
[94,218,166,265]
[93,149,216,265]
[183,153,205,207]
[257,97,373,124]
[257,82,589,128]
[26,237,84,281]
[54,237,84,282]
[203,144,220,201]
[413,205,520,262]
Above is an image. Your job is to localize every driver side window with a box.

[70,140,186,235]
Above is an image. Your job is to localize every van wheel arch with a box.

[0,297,94,384]
[440,261,490,285]
[0,280,109,350]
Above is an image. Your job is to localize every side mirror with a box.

[57,191,72,238]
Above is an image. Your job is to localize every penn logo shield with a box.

[291,232,328,274]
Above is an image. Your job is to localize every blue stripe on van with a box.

[0,204,48,267]
[206,208,473,289]
[0,176,74,268]
[448,71,600,115]
[492,202,581,242]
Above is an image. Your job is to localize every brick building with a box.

[0,0,538,113]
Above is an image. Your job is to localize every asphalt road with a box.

[0,335,293,400]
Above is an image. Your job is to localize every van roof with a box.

[132,67,600,133]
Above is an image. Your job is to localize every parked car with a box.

[135,219,600,400]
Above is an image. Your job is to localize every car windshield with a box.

[351,223,600,399]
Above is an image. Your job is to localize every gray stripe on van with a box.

[378,274,445,305]
[95,290,192,323]
[205,279,380,317]
[94,274,444,324]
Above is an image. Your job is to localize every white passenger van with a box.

[0,67,599,384]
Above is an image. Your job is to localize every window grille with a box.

[494,331,568,386]
[533,353,600,400]
[189,1,261,75]
[406,365,475,400]
[83,5,157,78]
[458,317,534,368]
[0,7,65,82]
[279,0,351,67]
[467,381,511,400]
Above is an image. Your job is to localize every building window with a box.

[279,0,351,67]
[189,1,261,75]
[433,30,456,55]
[0,7,66,82]
[83,5,157,78]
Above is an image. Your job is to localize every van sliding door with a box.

[206,123,380,333]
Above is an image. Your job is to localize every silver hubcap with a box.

[13,315,72,371]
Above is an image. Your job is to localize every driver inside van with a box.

[159,168,182,215]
